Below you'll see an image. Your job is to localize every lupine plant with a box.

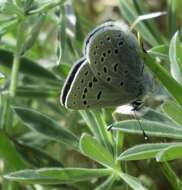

[0,0,182,190]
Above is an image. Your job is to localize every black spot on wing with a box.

[97,91,102,100]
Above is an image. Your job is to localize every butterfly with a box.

[60,22,147,110]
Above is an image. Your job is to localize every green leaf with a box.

[16,86,59,98]
[27,0,67,15]
[119,172,145,190]
[79,134,114,168]
[0,49,59,81]
[21,14,45,55]
[156,143,182,162]
[169,31,182,84]
[92,111,113,152]
[95,175,116,190]
[118,143,174,160]
[1,0,23,17]
[80,111,101,138]
[0,18,17,37]
[56,5,66,65]
[132,0,164,44]
[117,0,159,46]
[148,45,169,59]
[130,11,166,33]
[168,0,177,38]
[159,162,182,190]
[0,131,27,170]
[13,106,79,149]
[142,108,178,126]
[53,63,70,79]
[162,101,182,125]
[80,111,113,151]
[5,168,111,184]
[14,141,63,167]
[142,52,182,108]
[111,120,182,139]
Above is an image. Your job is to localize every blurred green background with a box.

[0,0,182,190]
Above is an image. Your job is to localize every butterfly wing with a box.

[86,24,146,100]
[61,58,135,109]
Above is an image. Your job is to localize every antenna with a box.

[133,110,148,141]
[131,101,149,141]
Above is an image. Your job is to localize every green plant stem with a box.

[3,54,21,129]
[160,162,182,190]
[9,54,21,99]
[168,0,177,38]
[1,21,24,130]
[27,0,66,15]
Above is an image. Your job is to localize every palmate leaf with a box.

[110,120,182,139]
[79,134,114,168]
[95,175,116,190]
[141,108,178,126]
[4,168,111,184]
[132,0,164,43]
[16,86,59,98]
[13,107,79,149]
[119,173,145,190]
[0,132,27,170]
[117,0,160,46]
[148,45,169,60]
[14,141,63,167]
[169,31,182,84]
[118,143,175,161]
[156,143,182,162]
[20,14,45,55]
[162,101,182,126]
[80,111,113,152]
[0,49,59,81]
